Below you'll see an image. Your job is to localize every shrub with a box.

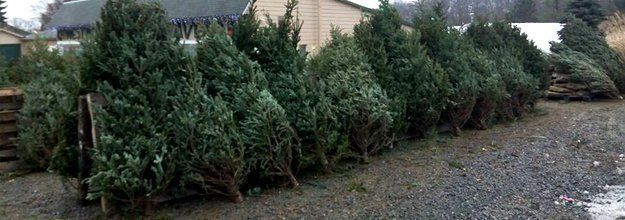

[195,24,300,187]
[309,30,394,162]
[560,16,625,93]
[550,42,619,98]
[82,0,187,210]
[354,0,450,136]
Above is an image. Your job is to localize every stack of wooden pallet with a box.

[545,66,622,100]
[0,88,23,173]
[545,72,594,100]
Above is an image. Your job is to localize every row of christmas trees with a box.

[13,0,553,213]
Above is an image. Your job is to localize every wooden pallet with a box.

[77,93,106,204]
[0,88,23,173]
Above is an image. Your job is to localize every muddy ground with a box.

[2,100,625,219]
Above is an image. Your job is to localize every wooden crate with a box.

[0,87,22,173]
[0,111,17,123]
[0,160,21,173]
[0,141,19,173]
[0,135,16,149]
[0,148,17,162]
[0,123,17,134]
[0,88,23,111]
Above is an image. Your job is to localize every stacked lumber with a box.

[0,88,23,173]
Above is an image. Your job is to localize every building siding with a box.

[256,0,366,52]
[319,0,364,46]
[0,31,24,58]
[0,32,22,45]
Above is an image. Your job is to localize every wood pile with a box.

[0,88,23,173]
[545,72,594,100]
[545,64,623,100]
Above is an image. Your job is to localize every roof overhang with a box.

[0,29,26,39]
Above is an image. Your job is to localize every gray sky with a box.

[6,0,48,20]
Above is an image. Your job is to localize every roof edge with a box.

[0,24,30,38]
[335,0,374,12]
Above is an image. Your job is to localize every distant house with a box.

[46,0,405,53]
[0,24,30,61]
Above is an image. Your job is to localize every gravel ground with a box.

[2,100,625,219]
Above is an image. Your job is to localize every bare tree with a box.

[8,18,39,31]
[40,0,74,28]
[411,0,614,24]
[393,0,416,23]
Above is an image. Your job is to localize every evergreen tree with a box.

[414,4,479,135]
[174,73,247,202]
[0,0,7,24]
[195,24,299,188]
[489,49,540,118]
[466,20,542,118]
[354,0,450,136]
[82,0,188,210]
[542,0,566,22]
[466,20,549,89]
[232,0,260,55]
[308,29,394,162]
[17,41,81,175]
[512,0,538,22]
[234,0,317,179]
[559,16,625,92]
[567,0,606,27]
[466,50,507,129]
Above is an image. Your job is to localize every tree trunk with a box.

[227,186,244,203]
[286,168,299,188]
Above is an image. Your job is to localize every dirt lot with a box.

[2,100,625,219]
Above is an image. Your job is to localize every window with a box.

[56,40,81,54]
[180,39,198,56]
